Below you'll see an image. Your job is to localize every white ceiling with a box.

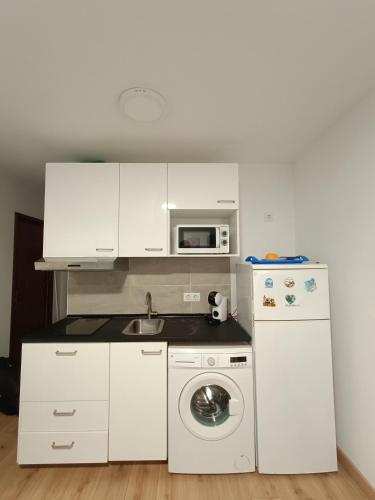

[1,0,375,185]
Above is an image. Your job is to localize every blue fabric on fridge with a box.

[245,255,309,264]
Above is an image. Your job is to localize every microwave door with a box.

[176,226,221,253]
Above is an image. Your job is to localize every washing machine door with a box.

[179,372,244,441]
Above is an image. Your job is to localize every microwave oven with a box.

[175,224,229,254]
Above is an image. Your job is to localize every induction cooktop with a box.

[65,318,110,335]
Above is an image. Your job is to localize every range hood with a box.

[34,257,128,272]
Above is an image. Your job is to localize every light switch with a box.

[264,212,274,222]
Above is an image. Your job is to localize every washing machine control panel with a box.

[207,356,216,366]
[202,353,250,368]
[229,356,248,367]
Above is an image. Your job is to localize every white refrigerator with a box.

[237,263,337,474]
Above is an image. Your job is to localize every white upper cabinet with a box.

[43,163,119,258]
[168,163,239,209]
[119,163,167,256]
[42,162,240,259]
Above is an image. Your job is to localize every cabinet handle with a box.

[141,349,163,356]
[51,441,75,450]
[96,248,114,252]
[53,409,76,417]
[217,199,235,204]
[55,350,77,356]
[145,248,163,252]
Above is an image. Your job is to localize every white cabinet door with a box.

[119,163,167,256]
[43,163,119,258]
[109,343,167,461]
[168,163,239,209]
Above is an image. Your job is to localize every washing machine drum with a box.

[191,385,230,426]
[179,372,244,441]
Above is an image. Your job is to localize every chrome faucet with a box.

[145,291,158,320]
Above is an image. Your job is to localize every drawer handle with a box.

[96,248,114,252]
[141,349,162,356]
[217,199,235,204]
[53,409,76,417]
[55,350,77,356]
[145,248,163,252]
[51,441,75,450]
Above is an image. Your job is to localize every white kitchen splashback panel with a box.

[252,267,330,320]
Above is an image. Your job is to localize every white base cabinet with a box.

[17,341,167,465]
[109,342,167,461]
[17,343,110,465]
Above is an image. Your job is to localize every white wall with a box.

[239,163,296,259]
[0,173,44,357]
[230,163,296,311]
[294,92,375,487]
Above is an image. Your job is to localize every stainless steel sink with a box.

[122,318,165,336]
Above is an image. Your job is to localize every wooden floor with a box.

[0,414,370,500]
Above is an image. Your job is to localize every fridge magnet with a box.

[284,277,295,288]
[263,295,276,307]
[265,277,273,288]
[285,294,296,305]
[304,278,317,292]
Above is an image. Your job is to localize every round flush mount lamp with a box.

[119,87,167,123]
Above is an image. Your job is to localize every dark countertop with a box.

[22,314,251,344]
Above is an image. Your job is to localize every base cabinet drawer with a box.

[17,431,108,464]
[20,343,109,401]
[19,401,109,432]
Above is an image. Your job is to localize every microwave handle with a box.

[216,227,220,248]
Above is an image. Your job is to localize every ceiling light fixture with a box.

[119,87,167,123]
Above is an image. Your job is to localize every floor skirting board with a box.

[337,447,375,500]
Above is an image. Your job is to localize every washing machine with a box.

[168,343,255,474]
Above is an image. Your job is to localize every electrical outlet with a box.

[184,292,201,302]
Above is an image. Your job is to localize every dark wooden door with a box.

[9,213,53,366]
